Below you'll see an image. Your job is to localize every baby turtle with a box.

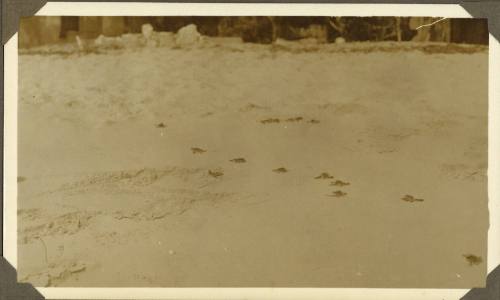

[273,167,288,173]
[463,254,482,266]
[315,172,334,179]
[191,147,207,154]
[285,117,303,122]
[308,119,320,124]
[156,123,166,128]
[401,194,424,203]
[331,180,350,187]
[327,190,347,197]
[230,158,246,163]
[208,170,224,178]
[261,118,280,124]
[17,176,27,183]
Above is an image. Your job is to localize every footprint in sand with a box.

[230,158,247,163]
[331,180,350,187]
[19,211,96,245]
[327,190,347,197]
[273,167,288,173]
[315,172,334,179]
[21,261,87,287]
[401,194,424,203]
[308,119,320,124]
[208,170,224,178]
[191,147,207,154]
[18,176,27,183]
[463,254,482,266]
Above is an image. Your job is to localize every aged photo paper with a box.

[3,2,500,300]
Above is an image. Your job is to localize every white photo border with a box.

[4,2,499,299]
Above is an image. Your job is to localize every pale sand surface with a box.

[17,40,488,287]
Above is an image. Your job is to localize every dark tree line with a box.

[119,16,487,45]
[21,16,488,49]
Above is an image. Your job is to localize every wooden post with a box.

[396,17,402,42]
[19,16,62,48]
[102,17,125,37]
[79,17,103,39]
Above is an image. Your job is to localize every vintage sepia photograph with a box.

[16,15,488,288]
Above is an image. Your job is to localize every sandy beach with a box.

[17,39,488,287]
